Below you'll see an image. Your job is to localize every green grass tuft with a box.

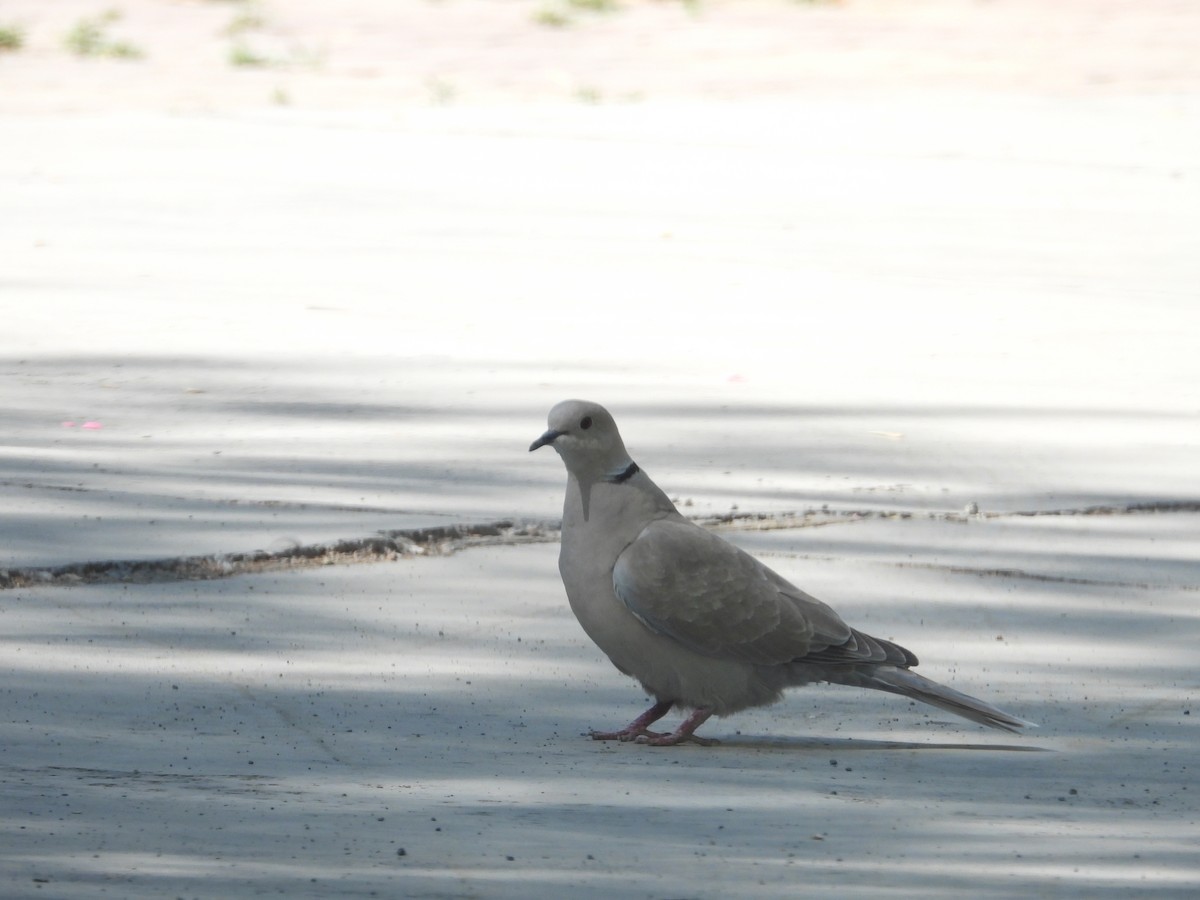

[532,7,571,28]
[64,10,144,59]
[0,24,25,52]
[229,40,269,67]
[565,0,619,11]
[425,75,457,105]
[534,0,621,28]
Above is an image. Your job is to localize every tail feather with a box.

[852,667,1035,733]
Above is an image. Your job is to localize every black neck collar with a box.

[606,461,640,484]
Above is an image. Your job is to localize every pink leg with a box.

[642,707,717,747]
[590,699,674,742]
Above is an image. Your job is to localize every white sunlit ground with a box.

[2,1,1199,897]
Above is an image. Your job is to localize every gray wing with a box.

[612,519,915,668]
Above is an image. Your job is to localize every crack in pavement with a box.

[2,501,1197,591]
[0,521,558,590]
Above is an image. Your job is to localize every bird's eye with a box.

[579,416,593,430]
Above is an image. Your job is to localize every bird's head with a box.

[529,399,632,479]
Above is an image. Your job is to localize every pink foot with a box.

[590,703,717,747]
[589,698,674,743]
[638,707,716,747]
[639,730,719,747]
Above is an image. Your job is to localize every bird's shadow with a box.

[700,734,1049,753]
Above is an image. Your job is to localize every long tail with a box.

[852,667,1035,733]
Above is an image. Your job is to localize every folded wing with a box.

[613,519,916,669]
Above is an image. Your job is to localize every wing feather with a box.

[612,519,861,666]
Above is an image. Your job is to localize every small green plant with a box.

[566,0,619,11]
[64,9,144,59]
[532,7,571,28]
[104,39,143,59]
[224,4,266,37]
[270,86,290,105]
[229,39,268,67]
[65,17,105,55]
[575,85,602,105]
[425,75,456,105]
[0,24,25,51]
[533,0,620,27]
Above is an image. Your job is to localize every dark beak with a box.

[529,429,563,452]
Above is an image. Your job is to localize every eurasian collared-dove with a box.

[530,399,1031,746]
